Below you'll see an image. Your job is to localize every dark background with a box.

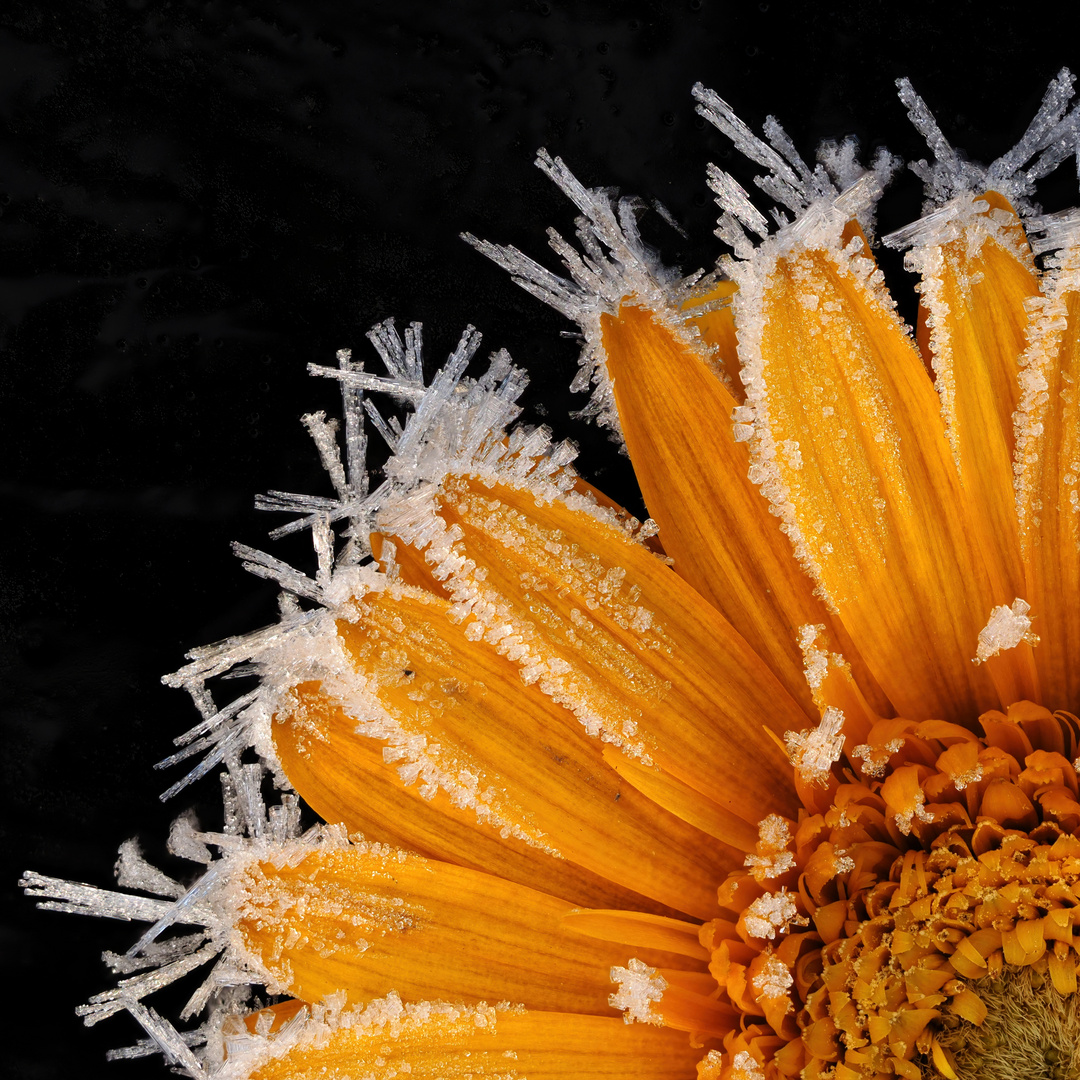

[2,1,1074,1077]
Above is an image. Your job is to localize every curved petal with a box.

[276,584,737,919]
[730,222,1006,723]
[275,682,686,915]
[380,474,806,826]
[680,278,743,397]
[561,908,711,962]
[237,1000,704,1080]
[1016,245,1080,713]
[903,192,1040,700]
[235,845,705,1013]
[600,303,859,718]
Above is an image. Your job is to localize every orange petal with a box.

[931,1039,960,1080]
[680,278,742,397]
[279,583,735,919]
[276,682,685,914]
[239,1000,704,1080]
[1015,245,1080,713]
[902,193,1040,703]
[978,778,1038,832]
[600,303,877,718]
[1048,945,1078,995]
[236,844,703,1012]
[381,474,805,827]
[561,908,711,962]
[729,224,1005,723]
[906,195,1036,581]
[601,744,761,854]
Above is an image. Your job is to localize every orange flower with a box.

[23,71,1080,1080]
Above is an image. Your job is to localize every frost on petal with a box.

[21,790,319,1073]
[852,737,905,778]
[973,597,1039,664]
[466,151,708,441]
[608,958,667,1026]
[693,82,899,247]
[784,706,845,786]
[894,69,1079,215]
[742,889,806,941]
[752,953,794,1004]
[797,623,830,691]
[743,814,795,884]
[731,1050,767,1080]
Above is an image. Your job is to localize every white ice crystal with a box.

[608,958,667,1026]
[743,814,795,884]
[22,779,315,1078]
[743,888,806,941]
[784,706,845,786]
[973,597,1039,664]
[752,953,793,1003]
[466,149,718,437]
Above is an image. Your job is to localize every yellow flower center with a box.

[709,702,1080,1080]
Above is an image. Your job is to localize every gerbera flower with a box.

[22,71,1080,1080]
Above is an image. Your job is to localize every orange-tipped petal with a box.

[236,844,704,1012]
[729,220,1005,723]
[601,744,761,854]
[906,195,1036,577]
[236,999,704,1080]
[381,474,805,827]
[1015,244,1080,713]
[680,277,743,396]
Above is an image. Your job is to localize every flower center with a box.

[931,965,1080,1080]
[803,832,1080,1080]
[714,702,1080,1080]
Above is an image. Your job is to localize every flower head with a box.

[23,71,1080,1080]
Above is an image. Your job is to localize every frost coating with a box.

[693,83,899,243]
[973,597,1039,664]
[731,1050,767,1080]
[26,319,604,1073]
[21,782,325,1078]
[886,194,1037,469]
[752,953,793,1004]
[797,623,830,690]
[608,958,667,1025]
[162,320,605,849]
[853,738,905,779]
[879,75,1079,479]
[1014,246,1080,543]
[700,128,909,609]
[213,992,517,1080]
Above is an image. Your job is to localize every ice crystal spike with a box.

[609,958,667,1026]
[885,69,1080,250]
[22,792,325,1074]
[153,319,551,801]
[465,149,701,441]
[692,82,900,245]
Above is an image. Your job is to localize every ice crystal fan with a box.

[23,72,1080,1080]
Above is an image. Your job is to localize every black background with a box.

[2,1,1075,1077]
